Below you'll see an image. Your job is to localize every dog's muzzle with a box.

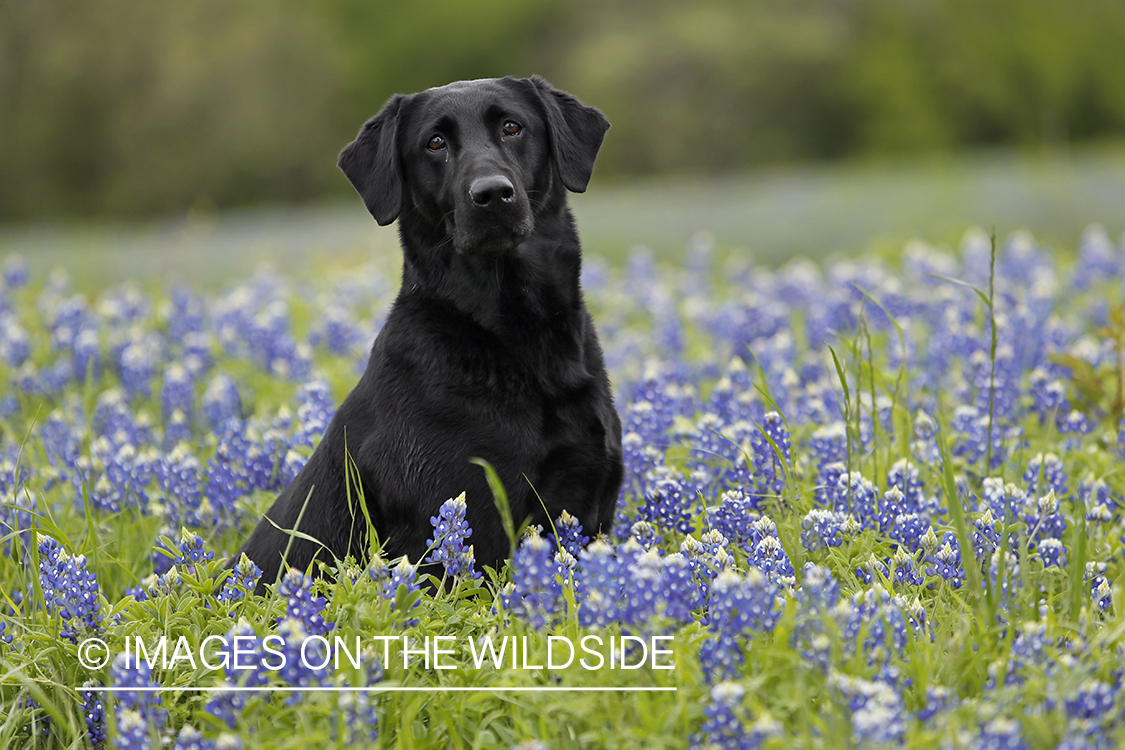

[452,173,533,253]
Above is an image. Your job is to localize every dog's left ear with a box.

[338,94,407,226]
[528,76,610,193]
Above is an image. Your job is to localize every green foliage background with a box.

[2,0,1125,220]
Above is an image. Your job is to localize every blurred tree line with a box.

[2,0,1124,221]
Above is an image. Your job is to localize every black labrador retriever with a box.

[236,76,624,592]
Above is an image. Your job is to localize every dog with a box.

[236,76,624,593]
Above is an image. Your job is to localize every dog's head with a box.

[338,77,609,254]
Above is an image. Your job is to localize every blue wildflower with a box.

[81,680,107,748]
[37,534,101,641]
[277,568,334,636]
[111,651,166,747]
[507,534,562,628]
[800,508,845,552]
[172,725,213,750]
[217,553,263,606]
[549,510,590,559]
[831,673,905,746]
[639,471,696,538]
[425,492,481,579]
[750,411,790,499]
[694,681,780,750]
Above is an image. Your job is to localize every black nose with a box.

[469,175,515,208]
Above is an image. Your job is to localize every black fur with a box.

[235,76,623,593]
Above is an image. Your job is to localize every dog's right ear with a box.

[338,95,406,226]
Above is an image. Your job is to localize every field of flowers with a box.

[1,225,1124,749]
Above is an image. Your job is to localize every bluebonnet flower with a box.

[792,564,840,673]
[679,532,732,604]
[1071,224,1117,289]
[115,709,151,750]
[161,363,194,422]
[747,533,795,588]
[925,533,965,588]
[890,513,929,550]
[0,314,31,367]
[1080,480,1120,527]
[856,556,889,586]
[1089,571,1113,613]
[970,716,1027,750]
[1058,409,1093,437]
[81,680,107,748]
[617,548,670,626]
[2,252,29,287]
[837,471,880,529]
[37,534,101,641]
[706,489,760,547]
[156,443,207,527]
[308,303,365,354]
[425,492,481,579]
[1054,724,1111,750]
[698,568,782,681]
[814,461,847,510]
[111,651,166,746]
[798,564,839,617]
[180,331,215,377]
[809,422,847,468]
[335,690,380,745]
[629,520,658,550]
[1025,489,1067,544]
[576,540,623,627]
[972,509,1002,563]
[1036,538,1067,568]
[1028,367,1069,422]
[694,681,780,750]
[381,558,421,626]
[917,685,954,723]
[800,509,845,552]
[174,527,215,568]
[660,552,701,622]
[203,374,242,428]
[0,477,36,556]
[217,554,263,606]
[950,404,998,466]
[618,429,660,493]
[165,286,205,343]
[277,568,334,636]
[831,673,905,746]
[886,458,925,512]
[833,586,909,670]
[506,534,562,628]
[890,547,925,587]
[549,510,589,559]
[293,379,336,446]
[172,725,213,750]
[1024,452,1068,498]
[750,411,790,499]
[206,621,273,727]
[275,617,329,701]
[639,471,696,538]
[117,336,160,399]
[203,419,254,525]
[1064,680,1116,722]
[164,409,191,448]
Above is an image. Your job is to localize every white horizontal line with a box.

[83,685,677,693]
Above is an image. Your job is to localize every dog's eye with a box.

[502,121,522,136]
[427,135,446,151]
